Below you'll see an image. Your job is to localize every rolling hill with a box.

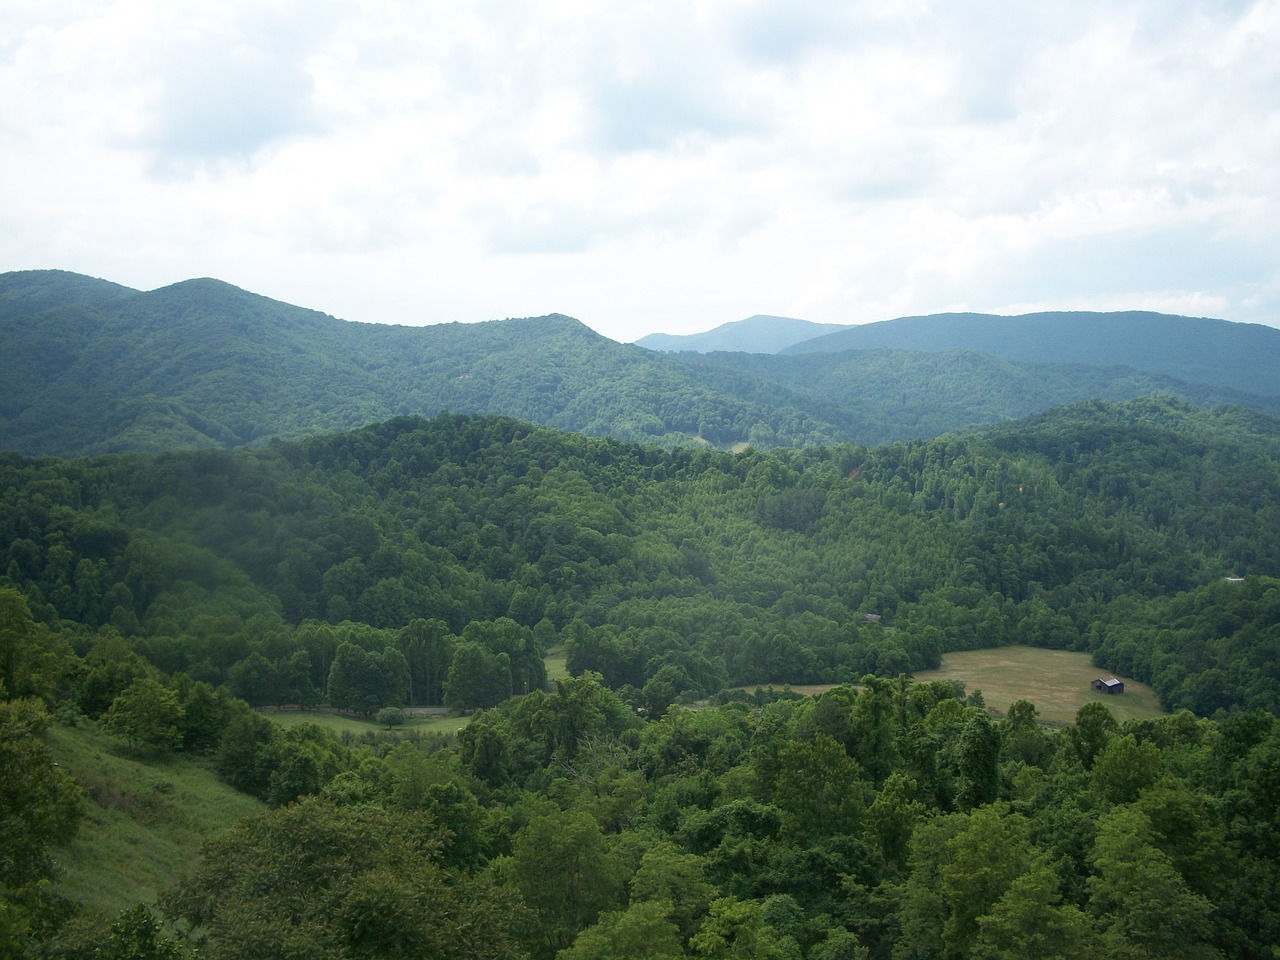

[781,309,1280,400]
[4,269,1279,457]
[633,314,848,353]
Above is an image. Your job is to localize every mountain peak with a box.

[635,315,849,354]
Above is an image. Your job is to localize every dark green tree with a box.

[161,798,525,960]
[510,807,626,957]
[104,677,185,752]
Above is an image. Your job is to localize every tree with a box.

[864,772,927,869]
[848,675,899,784]
[558,900,685,960]
[1068,701,1118,770]
[0,698,83,890]
[970,860,1100,960]
[95,903,185,960]
[1086,806,1219,960]
[939,804,1035,959]
[688,897,800,960]
[327,643,408,716]
[376,706,406,730]
[510,808,625,956]
[226,652,279,708]
[771,734,870,843]
[0,587,69,702]
[1090,734,1161,806]
[630,841,717,941]
[954,711,1001,809]
[396,618,454,705]
[104,677,185,752]
[443,641,512,713]
[161,798,524,960]
[215,708,278,798]
[279,649,320,708]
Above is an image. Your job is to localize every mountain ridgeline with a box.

[4,269,1279,457]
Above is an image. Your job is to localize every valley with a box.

[2,275,1279,958]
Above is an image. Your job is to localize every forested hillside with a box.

[783,310,1280,401]
[4,398,1280,957]
[5,270,1278,457]
[3,397,1278,718]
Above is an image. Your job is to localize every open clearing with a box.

[265,707,470,736]
[913,646,1165,725]
[545,644,570,682]
[738,647,1165,725]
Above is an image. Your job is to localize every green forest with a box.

[4,397,1280,957]
[5,270,1280,458]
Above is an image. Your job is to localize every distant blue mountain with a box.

[779,310,1280,399]
[634,315,849,354]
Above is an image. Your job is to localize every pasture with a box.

[737,646,1164,725]
[265,707,471,737]
[912,646,1165,725]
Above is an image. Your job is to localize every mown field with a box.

[738,646,1165,725]
[912,646,1165,724]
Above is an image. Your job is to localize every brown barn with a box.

[1091,676,1125,695]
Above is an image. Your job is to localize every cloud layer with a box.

[2,0,1277,341]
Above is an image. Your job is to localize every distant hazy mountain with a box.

[782,310,1280,400]
[4,270,1277,458]
[634,315,849,353]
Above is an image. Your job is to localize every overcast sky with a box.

[3,1,1278,343]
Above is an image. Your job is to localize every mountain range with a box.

[639,309,1280,399]
[633,315,848,353]
[3,268,1279,457]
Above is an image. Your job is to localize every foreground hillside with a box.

[4,398,1280,958]
[45,722,263,914]
[4,270,1278,457]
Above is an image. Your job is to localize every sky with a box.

[2,1,1278,343]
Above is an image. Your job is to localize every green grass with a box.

[733,647,1165,726]
[912,646,1166,725]
[264,707,471,737]
[46,721,263,916]
[545,645,570,683]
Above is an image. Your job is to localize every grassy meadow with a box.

[738,646,1165,726]
[912,646,1165,725]
[265,707,471,737]
[46,722,263,916]
[544,644,570,682]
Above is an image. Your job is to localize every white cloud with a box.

[1,0,1278,342]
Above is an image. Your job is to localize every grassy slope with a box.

[45,722,263,916]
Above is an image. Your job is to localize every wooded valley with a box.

[4,271,1280,957]
[3,392,1280,957]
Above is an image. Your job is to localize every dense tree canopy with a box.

[4,271,1278,458]
[3,399,1280,957]
[3,398,1279,717]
